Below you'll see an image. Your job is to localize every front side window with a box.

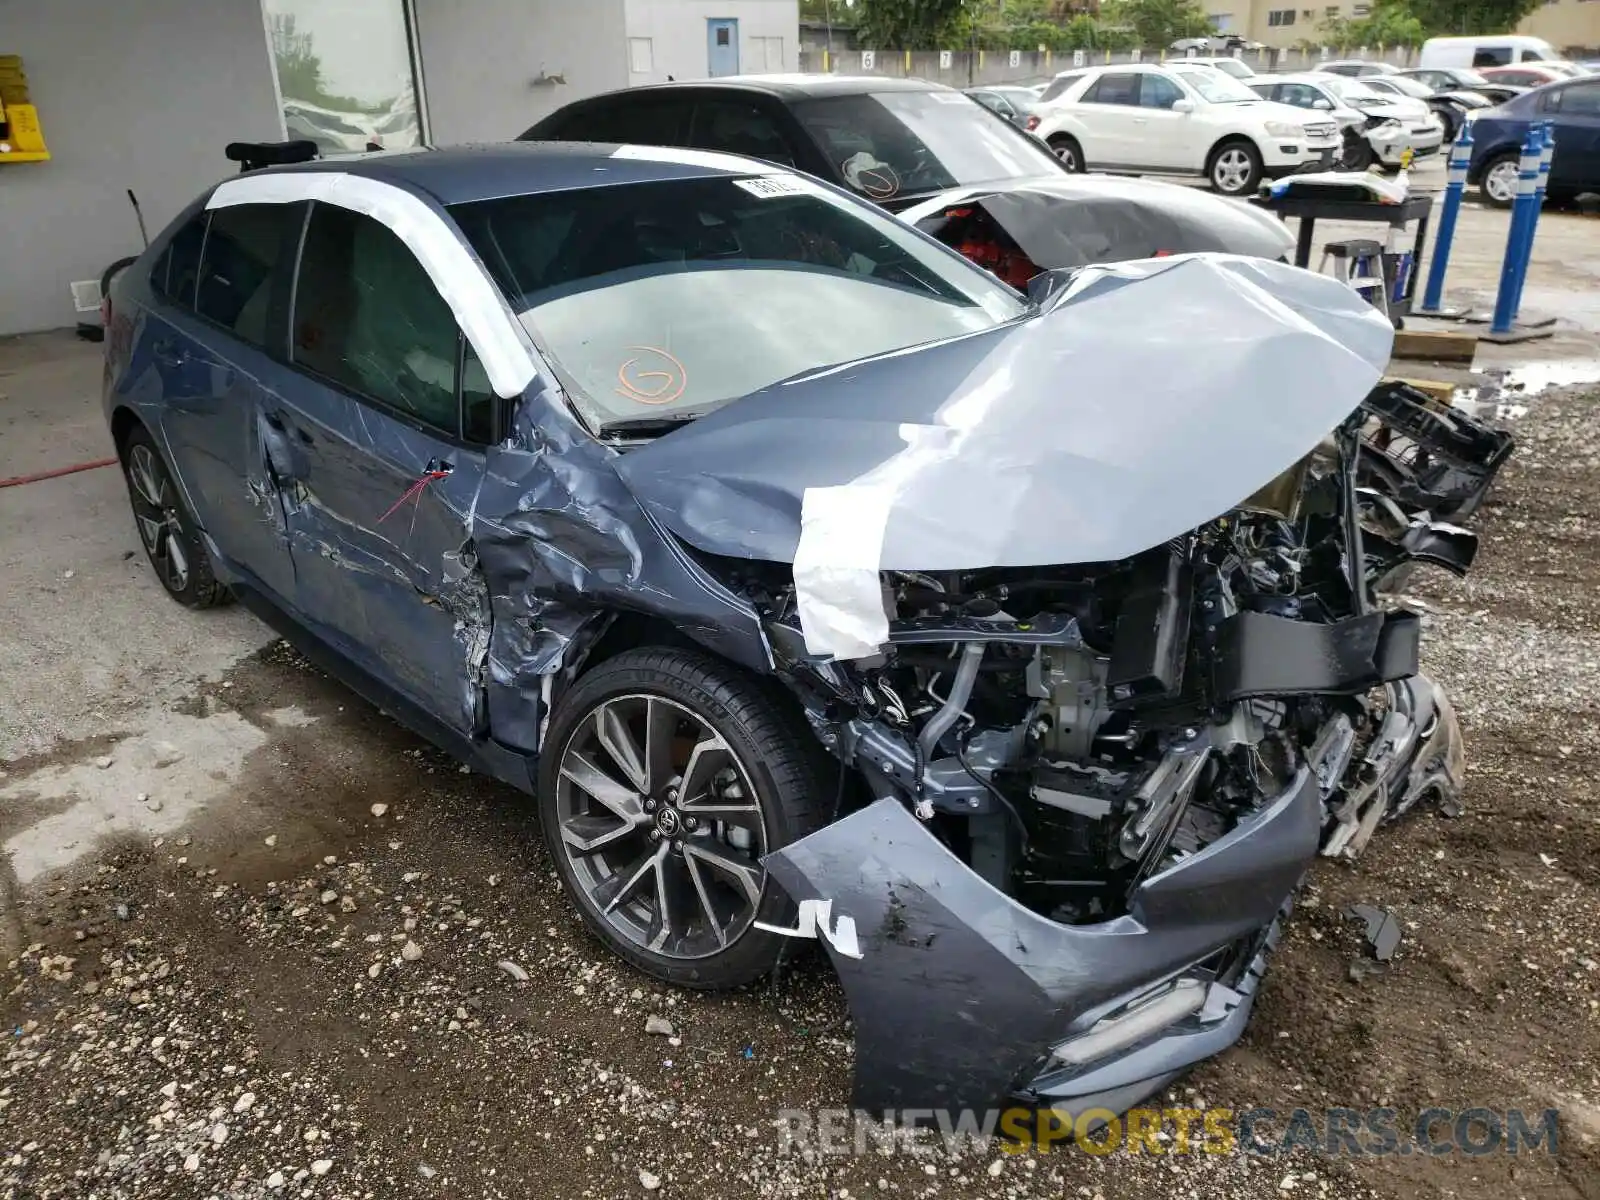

[792,90,1058,200]
[1275,83,1324,109]
[195,203,302,347]
[292,203,464,437]
[1140,75,1185,109]
[449,175,1025,435]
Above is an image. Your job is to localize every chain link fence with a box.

[798,45,1423,88]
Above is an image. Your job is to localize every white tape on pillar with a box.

[207,172,538,400]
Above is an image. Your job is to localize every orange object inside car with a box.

[934,206,1042,292]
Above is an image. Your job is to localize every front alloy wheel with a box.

[539,647,827,988]
[120,427,230,608]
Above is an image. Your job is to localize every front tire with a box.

[537,647,829,989]
[120,426,231,608]
[1208,139,1263,197]
[1340,132,1376,173]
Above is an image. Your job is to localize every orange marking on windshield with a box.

[616,347,688,406]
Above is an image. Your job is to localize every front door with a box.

[268,199,499,736]
[708,18,740,77]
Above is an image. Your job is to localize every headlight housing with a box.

[1265,120,1304,138]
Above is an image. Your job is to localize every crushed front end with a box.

[743,395,1495,1117]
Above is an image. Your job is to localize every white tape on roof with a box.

[207,172,538,400]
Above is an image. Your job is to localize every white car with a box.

[1312,74,1445,159]
[1176,55,1257,80]
[1248,73,1417,170]
[1031,63,1342,196]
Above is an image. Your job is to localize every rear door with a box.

[1542,82,1600,192]
[147,201,303,604]
[269,200,500,735]
[1072,72,1146,167]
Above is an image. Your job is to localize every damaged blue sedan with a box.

[103,142,1509,1123]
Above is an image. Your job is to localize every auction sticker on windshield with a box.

[734,175,810,199]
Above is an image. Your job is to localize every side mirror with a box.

[1313,98,1334,110]
[1172,98,1197,114]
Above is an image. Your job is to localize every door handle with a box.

[1133,117,1149,125]
[425,457,454,476]
[152,340,188,367]
[263,411,286,431]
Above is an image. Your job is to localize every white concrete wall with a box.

[0,0,283,336]
[413,0,630,143]
[623,0,799,85]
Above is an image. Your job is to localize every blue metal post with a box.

[1489,129,1543,337]
[1417,124,1472,315]
[1509,120,1556,321]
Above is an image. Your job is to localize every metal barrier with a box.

[1415,125,1472,318]
[1507,121,1556,324]
[1488,129,1546,339]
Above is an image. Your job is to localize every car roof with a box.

[592,74,955,100]
[224,141,778,207]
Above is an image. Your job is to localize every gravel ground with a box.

[3,386,1598,1200]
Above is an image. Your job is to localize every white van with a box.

[1419,35,1567,71]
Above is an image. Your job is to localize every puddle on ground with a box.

[1452,359,1600,419]
[0,705,316,887]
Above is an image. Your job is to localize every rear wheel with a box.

[538,647,829,989]
[1480,152,1519,209]
[120,426,231,608]
[1047,134,1085,173]
[1208,139,1263,197]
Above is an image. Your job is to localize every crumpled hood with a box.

[615,254,1394,656]
[897,175,1295,267]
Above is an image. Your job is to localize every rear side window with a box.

[152,215,208,310]
[552,94,696,145]
[1473,47,1512,67]
[1548,82,1600,116]
[292,203,471,440]
[1083,73,1141,107]
[689,96,797,164]
[195,203,302,347]
[1039,72,1083,103]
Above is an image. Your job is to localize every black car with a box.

[1397,66,1527,106]
[519,75,1293,288]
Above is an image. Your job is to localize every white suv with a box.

[1032,63,1343,196]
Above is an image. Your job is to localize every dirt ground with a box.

[4,194,1600,1199]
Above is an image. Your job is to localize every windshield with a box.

[1173,68,1258,103]
[449,175,1025,434]
[1206,58,1255,79]
[791,91,1059,200]
[1384,75,1436,98]
[1324,77,1387,103]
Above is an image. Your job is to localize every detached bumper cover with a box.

[762,766,1323,1115]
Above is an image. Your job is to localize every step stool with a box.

[1318,238,1390,320]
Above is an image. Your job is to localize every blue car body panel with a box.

[1467,79,1600,192]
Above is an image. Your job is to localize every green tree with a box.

[855,0,973,48]
[1321,0,1425,47]
[1404,0,1542,35]
[1099,0,1214,47]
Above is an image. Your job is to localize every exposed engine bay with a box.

[746,382,1486,927]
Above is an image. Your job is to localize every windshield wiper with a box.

[597,412,702,439]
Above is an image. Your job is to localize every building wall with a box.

[623,0,799,84]
[0,0,283,336]
[1518,0,1600,53]
[413,0,630,143]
